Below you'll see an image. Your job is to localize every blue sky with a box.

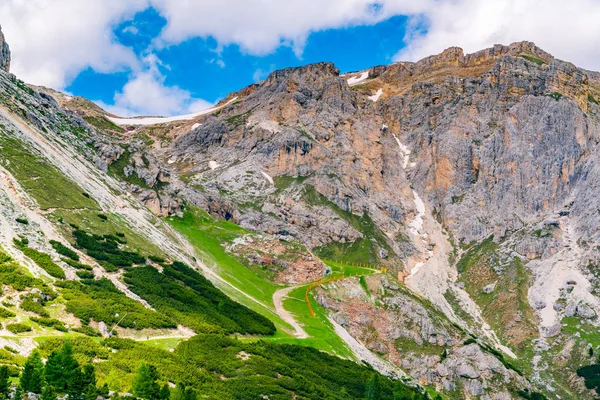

[66,7,409,115]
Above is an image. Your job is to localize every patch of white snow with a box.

[107,97,238,126]
[368,88,383,102]
[261,171,274,186]
[191,123,201,130]
[347,71,369,86]
[392,134,411,169]
[408,190,425,236]
[208,161,220,170]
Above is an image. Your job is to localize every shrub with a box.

[72,325,101,337]
[50,240,79,261]
[72,230,146,268]
[13,240,65,279]
[76,270,95,279]
[20,294,49,317]
[124,263,276,335]
[15,218,28,225]
[30,317,67,332]
[61,258,92,270]
[0,307,15,318]
[6,323,32,334]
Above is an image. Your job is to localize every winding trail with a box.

[273,286,309,339]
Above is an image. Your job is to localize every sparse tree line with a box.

[8,342,189,400]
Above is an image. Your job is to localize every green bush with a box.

[30,317,68,332]
[62,258,92,270]
[72,325,101,337]
[0,307,15,318]
[20,294,49,317]
[6,323,32,334]
[50,240,79,261]
[15,218,28,225]
[57,278,175,329]
[14,240,65,279]
[76,270,95,279]
[123,263,276,335]
[72,230,146,269]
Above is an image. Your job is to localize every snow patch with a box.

[191,123,201,130]
[392,134,411,169]
[368,88,383,102]
[261,171,274,186]
[107,97,238,126]
[409,190,425,236]
[208,161,220,170]
[167,158,176,164]
[347,71,369,86]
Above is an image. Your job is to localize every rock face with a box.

[0,25,9,72]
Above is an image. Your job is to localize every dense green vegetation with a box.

[6,323,32,334]
[13,239,66,279]
[577,364,600,395]
[55,335,428,400]
[72,229,146,270]
[50,240,80,261]
[165,208,290,331]
[124,263,276,335]
[57,278,175,329]
[0,247,47,291]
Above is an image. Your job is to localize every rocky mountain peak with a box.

[0,25,10,72]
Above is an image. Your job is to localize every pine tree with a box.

[44,351,64,390]
[82,364,96,388]
[98,383,110,398]
[365,373,381,400]
[83,384,98,400]
[159,384,170,400]
[20,350,44,394]
[13,386,23,400]
[170,383,195,400]
[44,342,85,397]
[41,385,57,400]
[132,363,160,400]
[0,365,9,399]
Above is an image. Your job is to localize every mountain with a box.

[1,21,600,398]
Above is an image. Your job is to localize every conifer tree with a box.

[13,386,23,400]
[159,383,170,400]
[41,385,57,400]
[132,363,160,400]
[0,365,9,399]
[20,350,44,394]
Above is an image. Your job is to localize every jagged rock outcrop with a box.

[0,25,9,72]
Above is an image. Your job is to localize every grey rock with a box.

[481,283,496,294]
[0,25,9,72]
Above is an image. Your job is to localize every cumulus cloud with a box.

[98,55,213,117]
[150,0,430,56]
[394,0,600,71]
[0,0,148,88]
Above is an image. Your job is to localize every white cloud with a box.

[150,0,429,56]
[0,0,149,88]
[98,55,213,117]
[393,0,600,71]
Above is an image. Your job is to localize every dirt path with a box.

[273,286,308,339]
